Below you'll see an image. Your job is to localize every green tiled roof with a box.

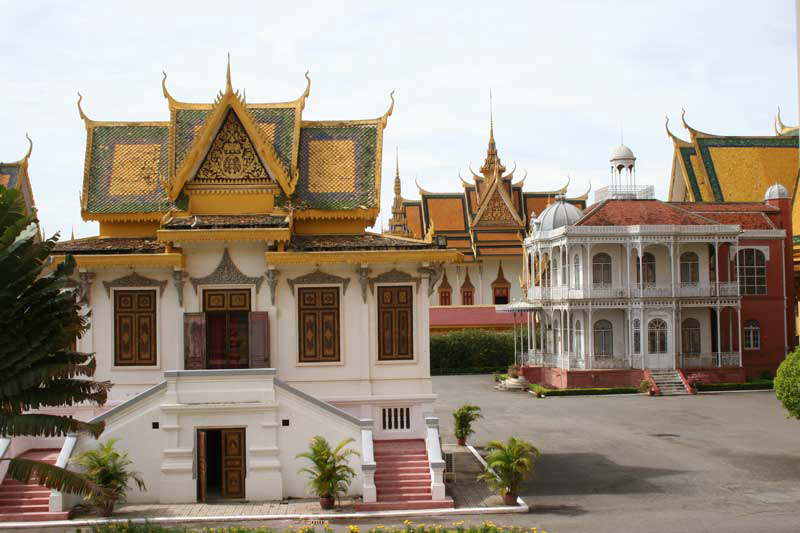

[290,123,379,210]
[86,124,173,214]
[0,163,22,189]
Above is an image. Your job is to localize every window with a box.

[561,250,568,287]
[438,272,452,306]
[492,264,511,304]
[382,407,412,431]
[461,270,475,305]
[573,254,580,288]
[593,319,613,356]
[648,318,668,354]
[541,254,551,287]
[114,290,157,366]
[633,319,641,354]
[637,252,656,286]
[744,320,760,350]
[680,252,699,284]
[378,286,414,360]
[681,318,701,354]
[204,289,250,369]
[574,320,583,356]
[592,253,612,286]
[298,287,340,362]
[737,249,766,295]
[554,319,561,353]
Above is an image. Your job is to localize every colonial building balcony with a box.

[526,348,742,370]
[528,281,740,301]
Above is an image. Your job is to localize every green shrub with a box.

[696,380,774,392]
[430,328,528,375]
[529,384,638,397]
[775,348,800,419]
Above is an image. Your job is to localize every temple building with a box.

[666,111,800,314]
[0,135,36,214]
[2,63,464,520]
[386,113,587,332]
[516,141,796,392]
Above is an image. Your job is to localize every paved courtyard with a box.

[425,374,800,533]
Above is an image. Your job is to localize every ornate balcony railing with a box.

[679,352,741,368]
[527,281,741,301]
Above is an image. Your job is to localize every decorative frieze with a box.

[189,248,264,293]
[77,272,95,305]
[356,266,371,303]
[102,272,167,298]
[417,263,444,296]
[287,269,351,295]
[369,268,421,295]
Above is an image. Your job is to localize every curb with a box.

[0,503,528,530]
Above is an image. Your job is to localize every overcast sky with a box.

[0,1,795,238]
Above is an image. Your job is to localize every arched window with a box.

[737,249,766,295]
[574,320,583,356]
[554,319,561,353]
[541,253,551,287]
[637,252,656,286]
[532,254,540,287]
[681,318,701,354]
[633,318,641,354]
[492,263,510,304]
[438,272,452,306]
[573,254,581,288]
[592,253,612,287]
[593,319,613,356]
[460,270,474,305]
[744,320,761,350]
[561,250,568,287]
[680,252,699,285]
[648,318,668,354]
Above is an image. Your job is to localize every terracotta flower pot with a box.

[503,493,518,505]
[457,437,466,446]
[319,496,335,509]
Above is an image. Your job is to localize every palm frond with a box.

[0,413,104,438]
[2,457,104,497]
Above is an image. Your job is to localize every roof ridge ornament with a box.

[665,114,689,145]
[76,92,90,123]
[680,107,716,137]
[226,52,233,94]
[22,133,32,161]
[161,71,176,105]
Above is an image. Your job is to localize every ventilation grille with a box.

[381,407,412,431]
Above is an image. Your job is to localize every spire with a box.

[479,89,505,179]
[225,52,233,93]
[386,147,412,237]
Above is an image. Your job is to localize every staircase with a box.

[356,439,453,511]
[0,449,71,522]
[649,370,690,395]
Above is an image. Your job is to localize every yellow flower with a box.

[348,526,360,533]
[403,521,414,527]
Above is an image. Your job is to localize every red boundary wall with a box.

[680,367,746,385]
[521,366,645,389]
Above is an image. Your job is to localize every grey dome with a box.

[765,182,790,200]
[537,196,583,231]
[610,144,635,161]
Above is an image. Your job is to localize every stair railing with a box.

[360,428,377,504]
[425,417,446,500]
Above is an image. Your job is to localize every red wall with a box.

[682,368,746,384]
[522,366,644,389]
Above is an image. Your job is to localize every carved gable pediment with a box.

[193,109,274,185]
[472,178,524,228]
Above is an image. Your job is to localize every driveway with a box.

[427,374,800,533]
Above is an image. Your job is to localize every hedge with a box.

[87,521,542,533]
[695,379,773,392]
[529,383,638,397]
[430,328,528,375]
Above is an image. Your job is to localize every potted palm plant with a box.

[478,436,539,505]
[296,436,359,509]
[70,439,146,517]
[453,404,482,446]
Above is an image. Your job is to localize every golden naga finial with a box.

[161,70,176,104]
[777,106,786,131]
[302,70,311,99]
[23,133,33,161]
[574,181,592,201]
[76,92,90,122]
[385,90,395,117]
[558,175,571,195]
[680,107,715,137]
[489,89,495,143]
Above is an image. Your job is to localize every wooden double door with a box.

[197,428,246,501]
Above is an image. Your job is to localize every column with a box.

[588,307,594,370]
[587,243,593,298]
[716,306,722,367]
[714,240,720,296]
[737,306,743,367]
[566,308,571,368]
[625,244,631,297]
[670,240,676,297]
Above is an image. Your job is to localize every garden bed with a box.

[695,379,773,392]
[529,384,639,397]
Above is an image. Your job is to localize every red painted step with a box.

[0,448,72,522]
[356,498,454,511]
[0,511,71,522]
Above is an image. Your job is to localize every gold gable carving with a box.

[478,187,515,224]
[195,111,273,183]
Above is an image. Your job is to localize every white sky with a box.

[0,1,796,238]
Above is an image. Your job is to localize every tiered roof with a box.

[0,135,36,215]
[387,114,587,261]
[77,62,394,224]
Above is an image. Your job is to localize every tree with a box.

[296,436,359,509]
[478,436,540,505]
[0,187,109,495]
[71,439,146,516]
[775,347,800,419]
